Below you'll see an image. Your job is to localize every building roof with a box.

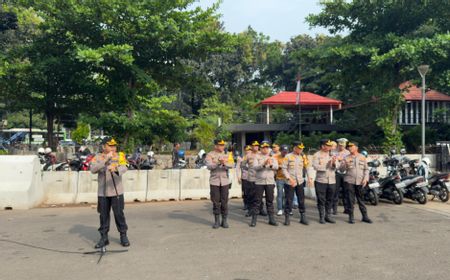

[400,81,450,102]
[259,91,342,107]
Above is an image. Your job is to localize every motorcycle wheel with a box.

[438,183,449,202]
[368,189,379,206]
[416,189,428,205]
[392,188,403,205]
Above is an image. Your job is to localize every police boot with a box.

[268,214,278,226]
[332,205,338,215]
[362,213,373,224]
[120,233,130,247]
[221,215,229,228]
[300,213,309,225]
[95,234,109,249]
[348,213,355,224]
[325,211,336,224]
[245,211,251,217]
[250,214,257,227]
[212,214,220,229]
[284,214,290,226]
[319,208,325,224]
[259,207,268,216]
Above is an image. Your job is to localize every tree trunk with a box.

[46,111,55,150]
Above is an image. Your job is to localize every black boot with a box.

[95,234,109,249]
[120,233,130,247]
[332,205,337,215]
[348,213,355,224]
[343,208,350,215]
[362,214,373,224]
[259,208,268,216]
[325,213,336,224]
[212,214,220,229]
[221,215,229,228]
[319,208,325,224]
[284,215,290,226]
[268,214,278,226]
[300,213,309,225]
[250,214,257,227]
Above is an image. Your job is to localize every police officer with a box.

[312,139,337,224]
[90,137,130,248]
[237,145,252,215]
[339,141,373,224]
[251,141,279,227]
[281,141,311,226]
[244,141,267,216]
[205,139,234,229]
[332,138,351,215]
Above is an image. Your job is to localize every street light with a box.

[418,65,429,158]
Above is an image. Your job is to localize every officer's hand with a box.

[106,152,114,160]
[108,165,117,172]
[238,179,242,185]
[361,180,368,187]
[308,178,313,188]
[219,158,226,164]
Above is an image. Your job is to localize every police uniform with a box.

[339,142,373,224]
[332,140,351,215]
[243,141,266,216]
[250,141,279,227]
[312,139,337,224]
[281,141,310,225]
[90,137,129,248]
[205,139,234,229]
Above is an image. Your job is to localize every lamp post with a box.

[418,65,429,158]
[295,74,302,140]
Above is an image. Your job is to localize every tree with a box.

[305,0,450,147]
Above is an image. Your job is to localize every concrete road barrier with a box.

[75,171,98,204]
[42,171,78,205]
[123,170,148,202]
[146,169,180,201]
[179,169,210,200]
[0,156,43,210]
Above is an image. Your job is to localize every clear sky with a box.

[195,0,331,42]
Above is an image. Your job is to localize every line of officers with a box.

[205,138,373,229]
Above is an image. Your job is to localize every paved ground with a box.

[1,198,450,280]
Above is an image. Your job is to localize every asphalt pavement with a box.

[1,198,450,280]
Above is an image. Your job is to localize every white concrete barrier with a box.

[42,171,78,205]
[123,170,148,202]
[0,156,43,210]
[228,169,242,198]
[179,169,210,200]
[75,171,98,204]
[146,169,180,201]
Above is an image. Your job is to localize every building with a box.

[399,82,450,126]
[229,91,343,150]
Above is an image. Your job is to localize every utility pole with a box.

[295,74,302,140]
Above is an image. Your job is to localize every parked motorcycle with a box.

[417,157,449,202]
[195,149,207,169]
[139,151,157,170]
[363,159,381,206]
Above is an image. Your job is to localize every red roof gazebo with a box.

[257,91,343,125]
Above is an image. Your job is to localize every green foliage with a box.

[5,110,46,129]
[71,122,90,144]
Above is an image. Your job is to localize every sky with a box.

[194,0,331,42]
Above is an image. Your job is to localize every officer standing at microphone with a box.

[90,137,130,248]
